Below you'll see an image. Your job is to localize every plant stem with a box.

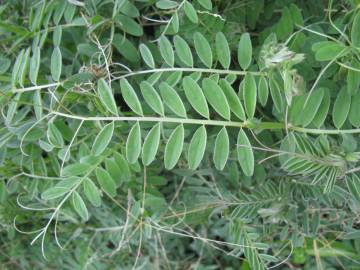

[51,111,360,135]
[11,67,264,93]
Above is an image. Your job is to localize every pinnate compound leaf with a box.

[126,122,142,164]
[95,167,117,197]
[159,82,187,118]
[164,124,184,170]
[91,122,114,156]
[182,76,209,118]
[238,33,252,70]
[174,35,193,67]
[333,89,351,129]
[120,78,143,116]
[194,32,212,68]
[139,43,155,68]
[213,127,229,170]
[159,35,174,66]
[237,129,254,176]
[83,178,101,207]
[187,125,207,170]
[202,78,231,120]
[215,32,230,69]
[72,191,89,221]
[243,73,257,119]
[140,81,164,116]
[98,79,118,115]
[142,123,161,166]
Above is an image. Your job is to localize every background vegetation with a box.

[1,0,360,269]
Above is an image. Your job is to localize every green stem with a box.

[11,67,264,93]
[51,111,360,135]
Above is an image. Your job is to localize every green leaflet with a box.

[147,72,163,85]
[115,14,143,36]
[140,81,164,116]
[194,32,212,68]
[346,174,360,203]
[120,78,143,116]
[139,43,155,68]
[349,92,360,127]
[238,33,252,70]
[53,25,62,46]
[11,49,24,87]
[114,153,131,182]
[47,122,64,148]
[174,35,193,67]
[164,124,184,170]
[18,48,30,87]
[269,77,283,113]
[83,178,102,207]
[62,163,92,177]
[184,1,198,24]
[159,82,187,118]
[237,129,254,177]
[258,76,269,107]
[312,90,330,128]
[91,122,114,156]
[243,73,257,119]
[333,89,351,129]
[72,191,89,221]
[156,0,178,9]
[41,177,80,200]
[105,159,122,186]
[351,11,360,48]
[51,46,62,81]
[33,90,42,120]
[202,78,231,120]
[197,0,212,10]
[95,167,117,197]
[182,76,209,118]
[312,41,348,61]
[112,34,140,63]
[347,59,360,95]
[219,79,246,120]
[187,125,207,170]
[126,122,142,164]
[98,79,118,115]
[301,88,325,127]
[166,70,183,86]
[215,32,230,69]
[29,47,40,85]
[142,123,161,166]
[171,12,179,33]
[213,127,229,171]
[158,35,174,67]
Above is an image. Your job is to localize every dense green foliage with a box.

[2,0,360,269]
